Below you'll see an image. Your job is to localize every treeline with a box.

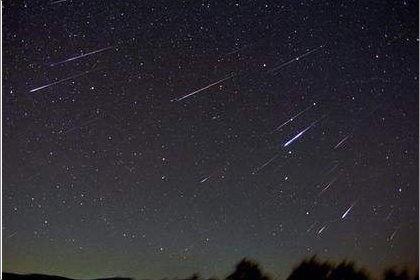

[183,256,418,280]
[3,256,418,280]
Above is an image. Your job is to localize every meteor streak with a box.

[175,74,234,102]
[226,45,249,55]
[334,135,350,149]
[30,69,98,93]
[51,0,69,4]
[326,162,339,174]
[341,199,359,219]
[50,46,114,66]
[307,221,317,232]
[318,224,327,234]
[318,177,337,196]
[274,105,313,131]
[268,46,323,74]
[283,118,322,147]
[6,232,17,239]
[200,175,211,183]
[385,209,394,220]
[60,116,102,134]
[252,154,279,174]
[388,229,398,241]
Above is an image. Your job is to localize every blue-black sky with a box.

[2,0,419,279]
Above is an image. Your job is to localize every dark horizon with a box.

[2,256,419,280]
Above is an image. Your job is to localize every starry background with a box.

[2,0,419,279]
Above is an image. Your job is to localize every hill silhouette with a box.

[3,256,418,280]
[2,273,133,280]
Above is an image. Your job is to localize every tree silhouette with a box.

[2,256,418,280]
[286,256,332,280]
[186,273,201,280]
[226,258,270,280]
[384,268,415,280]
[286,256,371,280]
[330,261,370,280]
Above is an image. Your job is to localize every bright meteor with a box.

[283,118,322,147]
[341,199,359,219]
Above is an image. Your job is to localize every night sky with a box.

[2,0,419,279]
